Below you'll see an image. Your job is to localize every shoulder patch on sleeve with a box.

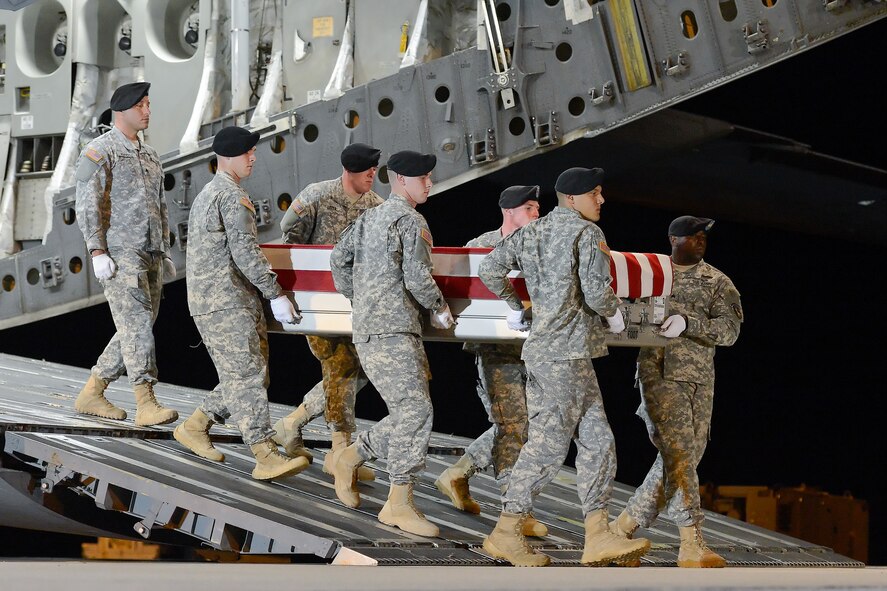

[731,302,743,321]
[292,198,306,216]
[420,227,433,246]
[85,148,104,164]
[598,240,610,256]
[239,196,256,213]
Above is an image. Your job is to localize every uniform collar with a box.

[217,170,243,189]
[110,126,141,153]
[386,193,413,208]
[332,177,376,209]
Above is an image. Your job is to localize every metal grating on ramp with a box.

[0,353,864,566]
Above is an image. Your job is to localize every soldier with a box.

[73,82,179,427]
[610,216,742,568]
[435,185,547,537]
[328,150,454,537]
[478,167,651,567]
[172,126,308,481]
[271,144,383,483]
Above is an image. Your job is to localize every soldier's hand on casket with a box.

[506,307,531,331]
[271,294,300,324]
[659,314,686,338]
[92,253,117,280]
[605,309,626,334]
[430,303,455,329]
[161,256,177,280]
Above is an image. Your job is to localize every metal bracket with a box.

[288,111,301,136]
[661,52,689,77]
[176,222,188,252]
[530,111,559,147]
[253,199,273,228]
[172,171,192,210]
[40,464,76,493]
[467,129,497,165]
[485,69,517,110]
[743,21,769,54]
[589,81,615,106]
[39,257,64,288]
[134,498,177,539]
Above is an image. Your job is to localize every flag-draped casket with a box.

[261,245,672,347]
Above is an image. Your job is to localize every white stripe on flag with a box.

[656,253,673,297]
[634,252,653,297]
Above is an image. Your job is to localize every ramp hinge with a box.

[742,21,769,54]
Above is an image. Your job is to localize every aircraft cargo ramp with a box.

[0,353,863,568]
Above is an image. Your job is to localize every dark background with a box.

[2,22,885,562]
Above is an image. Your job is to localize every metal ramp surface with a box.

[0,353,862,567]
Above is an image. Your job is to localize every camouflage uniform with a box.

[280,177,383,431]
[479,206,621,515]
[186,171,283,445]
[75,126,169,385]
[625,261,742,527]
[330,194,445,485]
[462,229,528,487]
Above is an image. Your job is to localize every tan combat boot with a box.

[678,523,726,568]
[270,404,314,462]
[133,383,178,426]
[249,439,310,481]
[609,509,642,567]
[173,409,224,461]
[329,444,364,508]
[323,431,375,482]
[74,374,126,420]
[435,454,481,514]
[581,510,651,566]
[482,511,551,567]
[378,483,439,537]
[523,513,549,537]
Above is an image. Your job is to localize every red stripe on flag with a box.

[274,269,529,301]
[643,253,664,297]
[623,252,642,299]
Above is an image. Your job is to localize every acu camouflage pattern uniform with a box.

[625,261,742,527]
[280,177,383,432]
[75,126,169,386]
[462,229,528,488]
[330,194,445,485]
[186,171,283,445]
[479,207,621,516]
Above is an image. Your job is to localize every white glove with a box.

[605,309,625,334]
[659,314,687,338]
[162,256,177,280]
[430,304,455,329]
[506,307,531,331]
[271,294,301,324]
[92,253,117,280]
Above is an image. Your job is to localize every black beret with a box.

[554,167,605,195]
[110,82,150,111]
[387,150,436,176]
[212,126,260,157]
[499,185,540,209]
[341,143,381,172]
[668,216,715,237]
